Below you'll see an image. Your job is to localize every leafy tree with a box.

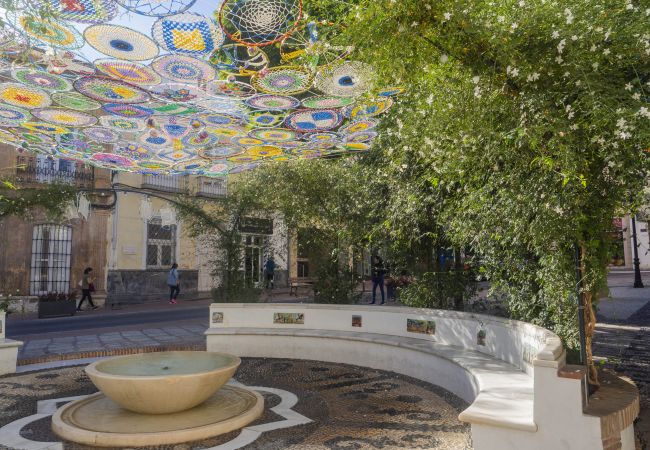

[315,0,649,384]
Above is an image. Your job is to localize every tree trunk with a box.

[579,242,600,387]
[453,247,464,311]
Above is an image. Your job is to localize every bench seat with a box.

[205,327,536,432]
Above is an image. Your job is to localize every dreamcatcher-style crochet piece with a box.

[347,97,393,119]
[149,82,203,103]
[200,113,245,127]
[151,54,216,84]
[51,92,101,111]
[199,145,244,159]
[377,87,405,97]
[0,83,52,109]
[306,131,340,142]
[285,109,342,132]
[100,115,146,132]
[203,162,230,176]
[95,59,162,86]
[12,69,72,92]
[32,107,98,127]
[280,21,351,67]
[173,158,210,173]
[102,103,154,118]
[248,128,298,142]
[314,61,374,98]
[208,44,269,77]
[338,119,377,134]
[207,80,256,98]
[37,51,96,76]
[42,0,118,24]
[149,102,199,115]
[251,66,313,95]
[74,76,152,104]
[301,95,355,109]
[218,0,302,47]
[83,126,120,143]
[244,145,283,158]
[91,152,136,169]
[229,161,262,173]
[116,0,196,16]
[0,105,31,126]
[181,132,221,148]
[246,94,300,110]
[114,142,153,160]
[152,12,224,56]
[137,160,172,173]
[247,110,285,128]
[20,121,70,134]
[84,25,160,61]
[232,136,264,147]
[11,14,84,49]
[158,148,196,162]
[344,131,377,143]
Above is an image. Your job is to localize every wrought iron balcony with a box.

[196,177,227,198]
[15,156,94,188]
[142,174,189,193]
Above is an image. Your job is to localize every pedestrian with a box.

[264,256,276,289]
[167,263,180,305]
[77,267,98,311]
[370,255,386,305]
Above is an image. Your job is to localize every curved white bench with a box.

[205,304,638,450]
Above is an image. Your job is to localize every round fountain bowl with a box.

[85,351,241,414]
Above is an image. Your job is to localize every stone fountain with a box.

[52,351,263,447]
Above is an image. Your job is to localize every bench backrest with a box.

[209,303,561,375]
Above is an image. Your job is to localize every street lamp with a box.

[631,215,644,288]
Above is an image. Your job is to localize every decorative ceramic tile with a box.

[407,319,435,335]
[352,315,362,328]
[212,312,223,324]
[273,312,304,325]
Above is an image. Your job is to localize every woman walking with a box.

[167,263,180,304]
[77,267,98,311]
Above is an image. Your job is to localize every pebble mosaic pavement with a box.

[0,358,471,450]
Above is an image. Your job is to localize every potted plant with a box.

[38,291,78,319]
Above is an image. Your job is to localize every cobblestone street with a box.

[594,273,650,449]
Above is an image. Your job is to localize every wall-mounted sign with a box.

[122,246,137,255]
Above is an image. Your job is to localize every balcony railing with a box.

[142,174,189,193]
[197,177,227,198]
[15,156,94,188]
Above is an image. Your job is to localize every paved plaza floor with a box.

[0,358,471,450]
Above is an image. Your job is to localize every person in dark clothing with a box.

[167,263,180,304]
[370,255,386,305]
[264,256,276,289]
[77,267,97,311]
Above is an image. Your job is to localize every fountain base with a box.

[52,385,263,447]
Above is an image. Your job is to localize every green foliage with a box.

[302,0,650,349]
[400,270,477,310]
[0,176,78,220]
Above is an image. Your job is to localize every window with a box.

[146,219,177,269]
[30,225,72,295]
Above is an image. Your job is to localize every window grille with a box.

[146,219,177,269]
[30,225,72,295]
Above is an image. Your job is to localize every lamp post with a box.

[631,215,644,288]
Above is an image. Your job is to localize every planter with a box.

[38,299,76,319]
